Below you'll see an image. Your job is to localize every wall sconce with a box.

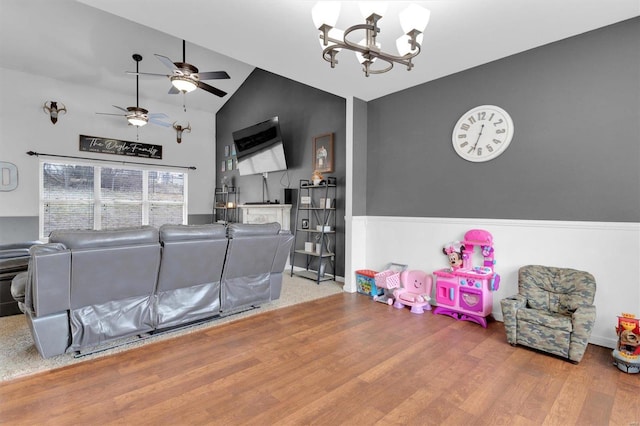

[43,101,67,124]
[172,122,191,144]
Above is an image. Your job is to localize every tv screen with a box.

[232,117,287,176]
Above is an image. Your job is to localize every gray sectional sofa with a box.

[11,222,293,358]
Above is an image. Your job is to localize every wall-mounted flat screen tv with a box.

[232,116,287,176]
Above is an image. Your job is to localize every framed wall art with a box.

[312,132,334,173]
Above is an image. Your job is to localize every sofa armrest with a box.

[500,294,527,344]
[569,304,596,362]
[27,243,71,316]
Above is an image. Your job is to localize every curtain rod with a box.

[26,151,196,170]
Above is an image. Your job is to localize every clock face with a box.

[452,105,514,162]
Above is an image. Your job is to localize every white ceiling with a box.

[2,0,639,114]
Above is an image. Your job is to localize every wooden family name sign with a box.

[79,135,162,159]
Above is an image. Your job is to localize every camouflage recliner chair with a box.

[500,265,596,363]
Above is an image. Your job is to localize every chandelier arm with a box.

[372,43,421,64]
[362,57,394,76]
[342,23,379,50]
[322,38,370,55]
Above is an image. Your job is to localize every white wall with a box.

[0,68,216,217]
[348,216,640,349]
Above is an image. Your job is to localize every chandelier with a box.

[312,2,430,77]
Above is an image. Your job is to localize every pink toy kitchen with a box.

[432,229,500,328]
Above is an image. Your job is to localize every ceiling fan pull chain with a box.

[183,93,187,112]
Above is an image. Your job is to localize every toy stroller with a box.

[372,263,407,305]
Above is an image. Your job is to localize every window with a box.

[40,160,187,240]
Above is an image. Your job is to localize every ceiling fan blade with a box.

[197,81,227,97]
[112,105,128,113]
[148,112,169,119]
[198,71,230,80]
[150,117,172,127]
[126,71,169,78]
[96,112,125,116]
[168,85,180,95]
[155,54,178,71]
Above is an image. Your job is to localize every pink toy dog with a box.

[393,270,433,314]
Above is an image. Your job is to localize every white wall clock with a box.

[451,105,514,162]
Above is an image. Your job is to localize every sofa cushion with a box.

[516,308,573,332]
[49,226,158,249]
[160,224,227,242]
[227,222,281,238]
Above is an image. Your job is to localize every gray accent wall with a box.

[216,69,346,276]
[366,17,640,222]
[352,98,368,216]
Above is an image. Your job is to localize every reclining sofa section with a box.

[12,222,293,358]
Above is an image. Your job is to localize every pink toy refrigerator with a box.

[432,229,500,328]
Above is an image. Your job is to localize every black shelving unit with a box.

[213,186,238,224]
[290,179,337,284]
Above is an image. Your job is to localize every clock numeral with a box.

[468,116,477,125]
[477,147,483,156]
[488,113,495,121]
[467,147,475,154]
[486,145,494,153]
[460,141,469,148]
[461,123,470,131]
[478,112,486,120]
[493,119,503,126]
[496,129,506,134]
[458,134,466,139]
[493,139,502,144]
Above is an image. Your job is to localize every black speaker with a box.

[283,188,296,205]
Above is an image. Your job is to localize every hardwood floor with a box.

[0,293,638,425]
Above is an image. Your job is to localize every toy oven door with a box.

[459,287,483,313]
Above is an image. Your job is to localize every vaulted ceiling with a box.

[2,0,638,114]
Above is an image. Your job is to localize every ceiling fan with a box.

[97,54,171,128]
[129,40,230,98]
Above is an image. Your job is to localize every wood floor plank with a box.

[0,292,638,425]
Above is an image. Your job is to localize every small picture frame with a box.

[221,161,226,172]
[227,159,233,171]
[301,219,309,229]
[224,145,230,157]
[231,144,237,156]
[313,132,334,173]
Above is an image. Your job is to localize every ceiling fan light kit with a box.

[312,1,430,76]
[126,106,149,127]
[170,75,198,93]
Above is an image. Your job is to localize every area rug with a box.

[0,274,343,382]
